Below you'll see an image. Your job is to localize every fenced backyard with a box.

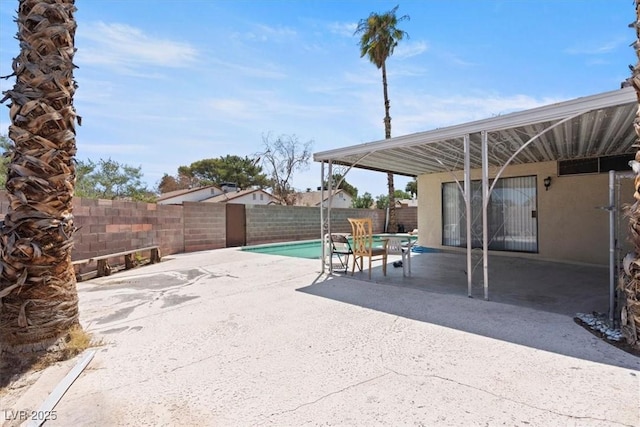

[0,190,417,264]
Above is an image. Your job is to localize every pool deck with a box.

[4,248,639,426]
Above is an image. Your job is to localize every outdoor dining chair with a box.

[347,217,388,279]
[386,237,412,277]
[326,233,356,273]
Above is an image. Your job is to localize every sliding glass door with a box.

[442,175,538,253]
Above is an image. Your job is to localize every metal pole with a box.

[609,170,615,324]
[464,134,473,298]
[320,162,325,273]
[481,131,489,300]
[327,161,333,274]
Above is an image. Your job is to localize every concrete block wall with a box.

[71,198,186,260]
[0,191,403,262]
[183,202,226,252]
[245,205,386,245]
[0,191,186,261]
[395,207,418,232]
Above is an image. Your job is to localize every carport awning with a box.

[313,87,637,176]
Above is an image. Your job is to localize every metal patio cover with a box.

[313,87,637,175]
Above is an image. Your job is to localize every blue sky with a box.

[0,0,634,198]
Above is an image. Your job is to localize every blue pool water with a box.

[241,235,421,259]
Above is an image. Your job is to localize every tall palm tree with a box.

[0,0,81,365]
[355,5,409,233]
[622,2,640,350]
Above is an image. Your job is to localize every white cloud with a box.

[565,38,626,55]
[391,93,564,135]
[210,58,287,79]
[393,41,429,60]
[77,22,198,74]
[232,24,297,43]
[328,21,357,37]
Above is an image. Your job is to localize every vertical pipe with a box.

[327,161,333,274]
[320,162,325,274]
[464,134,473,298]
[481,131,490,300]
[609,170,615,324]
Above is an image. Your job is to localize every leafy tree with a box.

[375,194,389,209]
[406,178,417,198]
[323,173,358,198]
[0,135,13,188]
[394,189,412,200]
[355,5,409,232]
[375,190,411,209]
[258,134,313,205]
[352,192,374,209]
[0,0,81,369]
[76,158,155,202]
[156,173,197,194]
[175,155,268,189]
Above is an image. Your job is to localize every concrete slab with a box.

[3,248,638,426]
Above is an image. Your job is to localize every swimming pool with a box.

[242,240,324,259]
[241,235,420,260]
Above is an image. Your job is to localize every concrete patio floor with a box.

[3,248,638,426]
[336,248,611,316]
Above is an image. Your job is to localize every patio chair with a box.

[326,233,356,273]
[386,237,412,277]
[347,218,388,279]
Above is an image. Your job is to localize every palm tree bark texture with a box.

[621,3,640,349]
[0,0,80,355]
[355,6,409,233]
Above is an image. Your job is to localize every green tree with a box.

[355,5,409,232]
[394,189,412,200]
[258,134,313,205]
[0,135,13,188]
[405,178,417,198]
[324,173,358,198]
[375,194,389,209]
[76,158,155,202]
[375,190,411,209]
[0,0,81,370]
[176,155,268,189]
[352,192,374,209]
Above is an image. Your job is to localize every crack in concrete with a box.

[384,368,635,427]
[262,372,391,421]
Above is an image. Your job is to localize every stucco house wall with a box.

[157,186,223,205]
[417,160,633,266]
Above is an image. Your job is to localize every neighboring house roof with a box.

[203,188,278,203]
[156,185,222,202]
[295,189,352,207]
[396,198,418,207]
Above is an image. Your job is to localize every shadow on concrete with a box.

[298,253,638,370]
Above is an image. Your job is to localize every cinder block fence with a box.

[0,191,417,262]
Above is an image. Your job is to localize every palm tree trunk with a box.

[0,0,80,359]
[381,62,397,232]
[621,1,640,349]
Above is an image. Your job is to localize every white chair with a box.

[386,237,412,277]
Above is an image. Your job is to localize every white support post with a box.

[481,131,490,300]
[464,134,472,298]
[320,162,325,273]
[327,161,333,274]
[609,170,615,324]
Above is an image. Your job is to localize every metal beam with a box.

[481,131,490,300]
[464,134,473,298]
